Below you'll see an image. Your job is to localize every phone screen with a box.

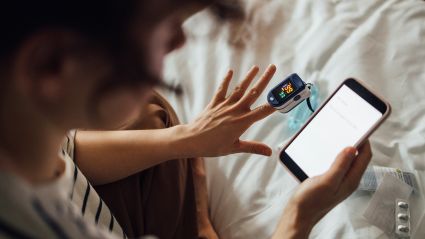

[284,84,383,178]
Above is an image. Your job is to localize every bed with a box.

[160,0,425,238]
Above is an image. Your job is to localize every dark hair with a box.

[0,2,135,58]
[0,0,243,57]
[0,1,152,98]
[0,0,242,94]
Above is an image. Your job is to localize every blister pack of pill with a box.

[395,199,410,238]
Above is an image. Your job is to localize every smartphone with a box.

[279,78,391,182]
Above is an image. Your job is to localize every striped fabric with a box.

[61,130,126,238]
[0,161,118,239]
[0,131,137,239]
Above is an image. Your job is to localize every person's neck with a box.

[0,91,67,185]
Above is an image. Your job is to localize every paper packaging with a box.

[363,174,413,236]
[359,165,419,193]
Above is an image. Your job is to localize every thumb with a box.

[236,140,272,156]
[322,147,357,185]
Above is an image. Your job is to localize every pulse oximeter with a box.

[267,73,312,113]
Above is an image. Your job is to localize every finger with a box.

[343,141,372,190]
[226,66,259,103]
[322,147,357,185]
[210,70,233,106]
[242,104,276,123]
[238,64,277,106]
[235,140,272,156]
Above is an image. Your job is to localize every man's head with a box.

[0,0,218,129]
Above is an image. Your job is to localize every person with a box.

[0,0,372,239]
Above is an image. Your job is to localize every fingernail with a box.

[264,147,272,156]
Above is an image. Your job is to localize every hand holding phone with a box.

[274,77,388,238]
[280,78,391,181]
[273,142,372,239]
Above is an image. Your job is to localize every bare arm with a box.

[75,65,277,185]
[75,125,195,185]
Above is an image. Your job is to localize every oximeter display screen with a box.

[272,80,297,101]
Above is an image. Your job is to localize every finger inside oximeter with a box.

[267,73,311,113]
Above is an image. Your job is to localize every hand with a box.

[183,64,277,157]
[273,141,372,239]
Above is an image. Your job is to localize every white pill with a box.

[397,225,409,233]
[397,201,409,209]
[397,213,409,221]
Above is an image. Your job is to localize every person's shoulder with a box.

[0,172,54,238]
[0,171,33,206]
[0,172,118,239]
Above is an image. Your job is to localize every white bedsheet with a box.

[161,0,425,238]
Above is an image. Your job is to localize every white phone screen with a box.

[285,84,382,177]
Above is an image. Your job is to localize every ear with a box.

[13,30,80,103]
